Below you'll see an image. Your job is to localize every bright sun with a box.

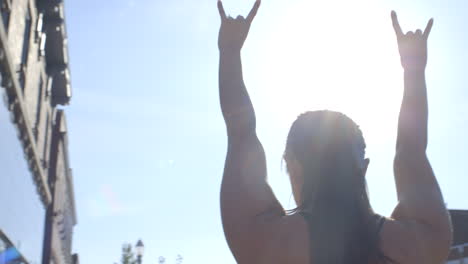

[252,0,404,142]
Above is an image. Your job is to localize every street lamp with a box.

[135,240,144,264]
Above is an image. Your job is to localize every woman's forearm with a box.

[219,50,256,137]
[396,70,428,153]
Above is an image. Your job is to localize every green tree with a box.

[175,255,183,264]
[121,244,136,264]
[120,243,183,264]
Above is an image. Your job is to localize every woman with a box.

[217,1,452,263]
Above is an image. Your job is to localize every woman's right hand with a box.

[391,11,433,72]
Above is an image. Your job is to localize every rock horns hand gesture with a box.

[391,11,434,71]
[218,0,261,52]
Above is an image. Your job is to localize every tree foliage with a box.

[120,242,183,264]
[121,244,136,264]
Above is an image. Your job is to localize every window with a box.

[35,13,43,42]
[42,112,50,168]
[37,13,46,58]
[0,0,12,31]
[34,76,44,139]
[39,32,46,57]
[21,7,32,66]
[46,76,53,97]
[21,8,32,65]
[19,6,32,90]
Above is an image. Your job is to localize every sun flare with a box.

[254,0,403,141]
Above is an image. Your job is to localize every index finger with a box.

[218,0,227,21]
[423,18,434,39]
[246,0,261,24]
[391,11,404,38]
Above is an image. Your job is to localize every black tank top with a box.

[299,212,387,263]
[376,215,386,235]
[299,213,386,234]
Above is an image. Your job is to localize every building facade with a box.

[0,0,76,264]
[447,210,468,264]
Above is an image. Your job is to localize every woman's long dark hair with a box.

[285,111,390,264]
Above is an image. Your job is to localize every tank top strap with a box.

[376,215,386,235]
[299,211,311,221]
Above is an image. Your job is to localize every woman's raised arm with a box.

[390,11,452,263]
[217,1,284,263]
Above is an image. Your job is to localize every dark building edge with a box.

[0,0,51,205]
[42,110,77,264]
[447,210,468,261]
[0,0,77,263]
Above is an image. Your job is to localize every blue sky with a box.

[65,0,468,263]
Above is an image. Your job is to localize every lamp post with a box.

[135,240,144,264]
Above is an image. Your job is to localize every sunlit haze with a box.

[64,0,468,263]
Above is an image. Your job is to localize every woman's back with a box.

[216,1,452,263]
[252,213,448,264]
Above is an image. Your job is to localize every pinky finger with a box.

[423,18,434,39]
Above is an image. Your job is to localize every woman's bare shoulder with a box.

[262,213,449,264]
[379,216,449,264]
